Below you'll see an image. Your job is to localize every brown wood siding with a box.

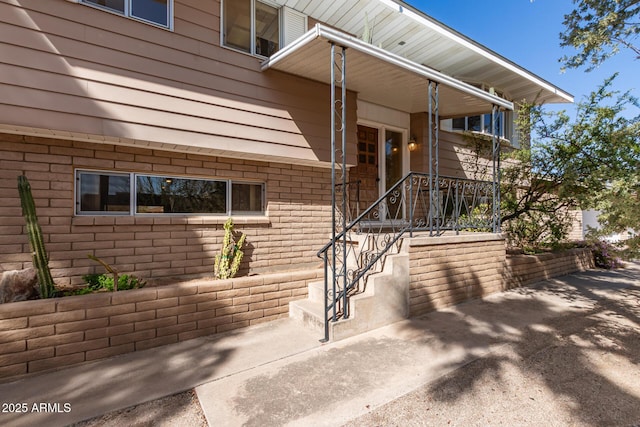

[0,0,357,165]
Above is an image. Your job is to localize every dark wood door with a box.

[350,125,379,215]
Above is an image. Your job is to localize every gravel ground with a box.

[71,390,207,427]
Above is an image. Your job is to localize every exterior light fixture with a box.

[408,135,418,152]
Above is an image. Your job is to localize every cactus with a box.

[18,175,56,298]
[213,218,246,280]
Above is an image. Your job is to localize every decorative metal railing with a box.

[334,180,361,225]
[317,172,495,341]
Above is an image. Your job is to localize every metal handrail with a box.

[317,172,495,341]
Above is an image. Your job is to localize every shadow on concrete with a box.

[394,263,640,425]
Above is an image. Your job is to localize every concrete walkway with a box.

[0,263,638,427]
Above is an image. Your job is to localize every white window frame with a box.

[75,170,266,216]
[220,0,282,58]
[79,0,174,30]
[445,111,514,144]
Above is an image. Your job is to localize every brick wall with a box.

[0,269,321,380]
[0,133,332,285]
[408,235,594,317]
[505,248,594,287]
[408,234,507,316]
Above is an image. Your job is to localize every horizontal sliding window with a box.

[76,170,264,216]
[451,112,506,139]
[136,175,227,214]
[81,0,171,28]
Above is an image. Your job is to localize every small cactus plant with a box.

[18,175,56,298]
[214,218,246,280]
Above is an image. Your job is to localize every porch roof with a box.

[270,0,573,110]
[262,24,514,118]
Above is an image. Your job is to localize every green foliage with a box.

[560,0,640,71]
[81,273,146,292]
[498,76,639,249]
[17,175,56,299]
[214,218,246,280]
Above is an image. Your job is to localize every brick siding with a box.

[0,133,332,285]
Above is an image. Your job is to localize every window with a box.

[451,112,506,139]
[77,171,131,214]
[81,0,171,28]
[76,170,265,216]
[136,175,227,214]
[222,0,284,57]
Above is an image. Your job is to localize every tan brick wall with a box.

[0,269,321,380]
[0,133,332,285]
[505,248,593,287]
[409,234,507,316]
[409,234,594,316]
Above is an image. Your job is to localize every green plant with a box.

[84,255,145,292]
[18,175,56,299]
[214,218,246,280]
[87,254,120,291]
[82,273,145,292]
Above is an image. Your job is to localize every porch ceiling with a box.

[272,0,573,107]
[262,25,513,118]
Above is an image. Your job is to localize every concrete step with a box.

[289,298,325,335]
[307,280,326,303]
[290,249,410,342]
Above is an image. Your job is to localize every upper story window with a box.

[222,1,307,58]
[81,0,172,29]
[223,0,279,57]
[451,113,506,139]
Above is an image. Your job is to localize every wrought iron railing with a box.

[334,180,361,225]
[317,172,495,341]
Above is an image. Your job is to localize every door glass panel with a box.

[384,130,403,191]
[384,130,403,219]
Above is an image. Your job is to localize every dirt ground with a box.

[71,390,207,427]
[73,266,640,427]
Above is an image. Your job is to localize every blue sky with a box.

[407,0,638,117]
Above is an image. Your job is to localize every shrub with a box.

[590,240,624,269]
[82,273,146,292]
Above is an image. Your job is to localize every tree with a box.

[560,0,640,71]
[499,75,639,249]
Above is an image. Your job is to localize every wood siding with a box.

[0,0,357,165]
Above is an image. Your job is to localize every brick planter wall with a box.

[505,248,594,287]
[0,269,321,381]
[408,234,507,316]
[408,235,594,317]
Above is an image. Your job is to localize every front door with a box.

[350,125,406,220]
[350,125,379,216]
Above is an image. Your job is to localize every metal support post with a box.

[491,104,500,233]
[329,43,348,323]
[427,80,440,236]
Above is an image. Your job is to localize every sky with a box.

[406,0,638,117]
